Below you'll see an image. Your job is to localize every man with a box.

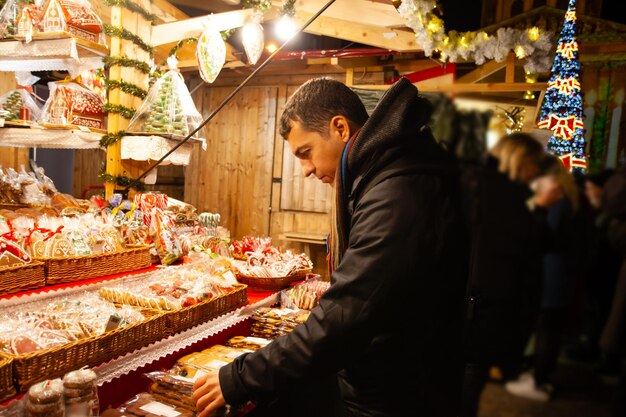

[193,76,469,417]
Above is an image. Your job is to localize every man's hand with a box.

[192,372,226,417]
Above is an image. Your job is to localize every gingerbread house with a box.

[40,81,105,130]
[16,5,40,39]
[38,0,104,44]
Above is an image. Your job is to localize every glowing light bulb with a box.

[514,45,526,58]
[275,15,297,41]
[266,42,278,53]
[528,27,540,41]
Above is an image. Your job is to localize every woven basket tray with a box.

[0,261,46,296]
[164,284,249,335]
[8,308,168,392]
[236,268,312,292]
[0,354,15,402]
[37,245,152,286]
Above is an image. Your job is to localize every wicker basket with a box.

[0,354,15,402]
[37,245,152,286]
[236,268,312,292]
[0,261,46,296]
[164,285,249,335]
[9,309,168,392]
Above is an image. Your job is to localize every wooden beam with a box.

[331,56,381,69]
[456,59,507,84]
[505,52,516,83]
[154,39,241,68]
[291,12,421,52]
[354,82,548,93]
[151,8,254,46]
[150,0,188,22]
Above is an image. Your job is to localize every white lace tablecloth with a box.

[0,126,102,149]
[121,135,206,166]
[0,37,105,75]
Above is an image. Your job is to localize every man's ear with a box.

[329,116,351,143]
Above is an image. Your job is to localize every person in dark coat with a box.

[506,154,582,401]
[192,77,470,417]
[566,169,621,366]
[460,133,562,417]
[598,166,626,416]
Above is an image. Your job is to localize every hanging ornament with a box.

[537,114,584,140]
[242,10,264,65]
[196,25,226,84]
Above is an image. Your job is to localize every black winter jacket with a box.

[220,78,470,417]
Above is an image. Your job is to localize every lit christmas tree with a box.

[536,0,586,172]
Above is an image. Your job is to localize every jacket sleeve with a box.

[219,175,439,406]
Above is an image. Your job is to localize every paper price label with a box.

[0,119,5,127]
[222,270,238,286]
[243,337,271,346]
[140,402,181,417]
[77,125,91,132]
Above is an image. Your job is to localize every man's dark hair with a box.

[279,77,369,140]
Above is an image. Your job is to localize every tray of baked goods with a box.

[0,290,168,392]
[0,354,15,402]
[229,236,314,291]
[98,257,249,336]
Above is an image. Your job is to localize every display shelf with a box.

[95,290,278,386]
[120,134,207,166]
[0,35,107,74]
[0,126,102,149]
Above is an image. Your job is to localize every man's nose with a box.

[300,160,315,178]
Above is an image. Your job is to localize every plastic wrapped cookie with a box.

[26,379,65,417]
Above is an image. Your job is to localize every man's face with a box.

[286,119,349,186]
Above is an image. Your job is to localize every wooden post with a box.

[104,5,123,200]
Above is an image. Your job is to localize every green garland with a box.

[104,78,147,99]
[242,0,271,12]
[103,103,136,119]
[99,171,145,191]
[104,56,152,74]
[103,0,159,24]
[100,130,127,147]
[279,0,296,16]
[104,24,154,54]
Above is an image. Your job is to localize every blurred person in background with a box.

[506,155,584,401]
[461,132,562,417]
[566,169,621,374]
[597,166,626,416]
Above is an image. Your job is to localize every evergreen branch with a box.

[100,130,126,147]
[100,171,145,191]
[103,103,136,119]
[104,78,148,99]
[103,56,152,74]
[104,24,154,54]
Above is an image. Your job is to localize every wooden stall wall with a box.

[582,64,626,172]
[0,72,29,170]
[73,149,106,198]
[186,86,276,241]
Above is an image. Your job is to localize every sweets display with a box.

[0,293,146,355]
[249,307,310,339]
[25,378,65,417]
[100,392,194,417]
[63,368,99,417]
[39,80,105,131]
[98,258,242,310]
[230,236,312,278]
[0,166,57,206]
[126,67,203,138]
[280,276,330,310]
